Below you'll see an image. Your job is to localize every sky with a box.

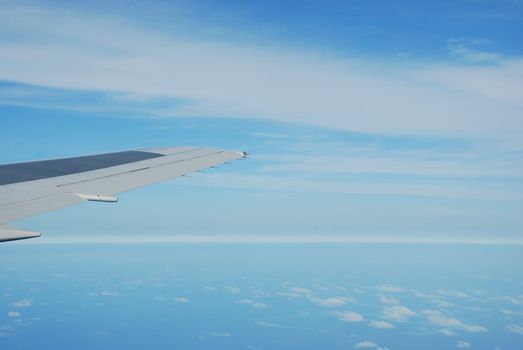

[1,1,523,349]
[0,0,522,243]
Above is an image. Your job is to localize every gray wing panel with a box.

[58,148,241,195]
[0,147,245,225]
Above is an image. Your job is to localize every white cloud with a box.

[289,287,313,295]
[100,291,119,297]
[355,340,378,348]
[210,332,232,337]
[438,328,457,336]
[501,309,523,316]
[236,298,269,309]
[379,295,400,305]
[494,295,523,305]
[456,340,471,348]
[256,321,289,329]
[319,297,347,307]
[447,38,501,63]
[422,310,488,333]
[259,149,523,178]
[252,302,269,309]
[11,299,32,308]
[311,296,352,308]
[436,289,469,298]
[377,285,405,293]
[0,3,522,145]
[382,305,416,322]
[7,311,21,318]
[339,311,365,322]
[236,299,254,304]
[507,324,523,335]
[225,287,240,294]
[281,286,355,308]
[195,172,523,201]
[174,297,189,303]
[368,320,395,329]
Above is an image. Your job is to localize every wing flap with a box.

[0,192,84,223]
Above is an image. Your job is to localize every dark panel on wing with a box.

[0,151,164,185]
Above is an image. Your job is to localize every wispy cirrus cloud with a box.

[447,38,502,63]
[0,3,522,145]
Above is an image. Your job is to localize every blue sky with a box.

[1,0,522,243]
[1,1,523,349]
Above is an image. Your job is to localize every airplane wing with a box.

[0,147,246,242]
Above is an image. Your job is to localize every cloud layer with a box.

[0,3,522,144]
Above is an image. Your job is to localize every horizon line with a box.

[16,234,523,245]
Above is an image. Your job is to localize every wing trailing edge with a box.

[0,146,247,242]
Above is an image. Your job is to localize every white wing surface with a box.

[0,147,246,242]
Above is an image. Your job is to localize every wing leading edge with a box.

[0,147,246,242]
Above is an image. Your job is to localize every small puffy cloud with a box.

[495,295,523,305]
[100,291,119,297]
[379,295,400,305]
[378,285,404,293]
[422,310,487,333]
[236,299,269,309]
[382,305,416,322]
[210,332,232,337]
[313,297,352,308]
[11,299,32,308]
[225,287,240,294]
[368,320,394,329]
[290,287,312,295]
[500,309,523,316]
[256,321,289,329]
[438,328,457,336]
[456,340,471,348]
[203,286,217,291]
[318,297,347,307]
[280,286,313,298]
[174,297,189,303]
[355,340,377,348]
[508,324,523,335]
[339,311,364,322]
[252,302,269,309]
[236,299,254,304]
[463,324,488,333]
[0,324,15,337]
[437,289,469,298]
[7,311,21,318]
